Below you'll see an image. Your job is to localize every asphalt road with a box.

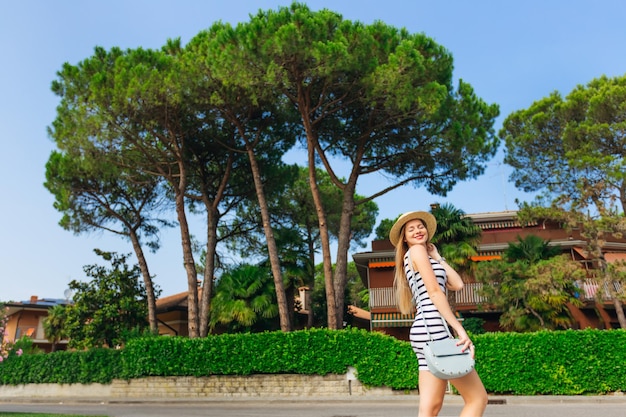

[1,398,626,417]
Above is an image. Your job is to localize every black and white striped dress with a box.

[405,252,452,371]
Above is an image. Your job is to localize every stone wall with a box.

[0,382,112,399]
[111,374,401,398]
[0,374,415,400]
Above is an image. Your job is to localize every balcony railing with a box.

[369,286,396,308]
[453,282,489,305]
[369,279,622,309]
[575,279,622,302]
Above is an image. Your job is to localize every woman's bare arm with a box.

[426,243,464,291]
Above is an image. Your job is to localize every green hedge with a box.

[0,348,122,385]
[120,328,418,389]
[475,328,626,395]
[1,328,626,395]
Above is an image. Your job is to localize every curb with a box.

[2,394,626,405]
[502,394,626,404]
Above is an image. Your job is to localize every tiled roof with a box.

[156,288,204,312]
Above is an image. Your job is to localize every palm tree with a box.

[430,203,482,276]
[43,304,68,352]
[209,264,279,333]
[504,234,561,263]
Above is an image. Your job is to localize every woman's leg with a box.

[450,370,488,417]
[417,370,448,417]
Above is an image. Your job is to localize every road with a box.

[1,398,626,417]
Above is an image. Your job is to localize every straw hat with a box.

[388,211,437,247]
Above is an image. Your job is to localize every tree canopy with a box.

[504,235,562,264]
[62,250,152,349]
[502,74,626,214]
[44,144,169,334]
[226,2,499,328]
[47,2,500,334]
[209,264,279,333]
[475,250,584,332]
[502,74,626,328]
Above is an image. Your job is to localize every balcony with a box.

[369,279,621,310]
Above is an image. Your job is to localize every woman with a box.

[390,211,488,417]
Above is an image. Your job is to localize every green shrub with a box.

[462,317,486,335]
[0,348,122,385]
[2,328,626,395]
[474,328,626,395]
[120,328,419,389]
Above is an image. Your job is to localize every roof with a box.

[465,210,519,221]
[4,298,71,307]
[605,253,626,263]
[4,298,72,316]
[155,288,205,313]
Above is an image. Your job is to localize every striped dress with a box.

[404,252,452,370]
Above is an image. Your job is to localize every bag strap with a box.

[407,249,453,341]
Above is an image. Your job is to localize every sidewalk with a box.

[4,396,626,417]
[1,377,626,406]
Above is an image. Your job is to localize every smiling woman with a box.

[390,210,488,416]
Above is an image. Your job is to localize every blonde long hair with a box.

[392,226,415,315]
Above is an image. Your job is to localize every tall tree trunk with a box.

[196,154,232,337]
[247,148,292,331]
[306,145,338,329]
[199,205,219,337]
[128,230,158,334]
[174,187,200,338]
[332,181,357,328]
[605,275,626,329]
[299,112,338,329]
[599,259,626,329]
[306,233,315,328]
[613,298,626,329]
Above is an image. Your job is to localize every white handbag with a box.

[422,337,474,380]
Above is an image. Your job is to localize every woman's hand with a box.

[455,328,475,359]
[426,243,440,260]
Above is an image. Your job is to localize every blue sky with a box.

[2,0,626,302]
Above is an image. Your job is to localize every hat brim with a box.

[389,211,437,247]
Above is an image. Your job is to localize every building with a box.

[1,292,194,350]
[2,296,72,353]
[352,210,626,340]
[154,291,193,336]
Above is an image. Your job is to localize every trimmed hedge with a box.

[1,328,625,394]
[120,328,419,389]
[475,328,626,395]
[0,348,122,385]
